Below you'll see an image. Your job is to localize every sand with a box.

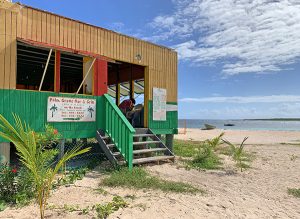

[1,129,300,218]
[176,128,300,145]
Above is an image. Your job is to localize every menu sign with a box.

[153,88,167,121]
[47,97,96,122]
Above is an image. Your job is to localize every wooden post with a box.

[166,134,174,155]
[0,142,10,164]
[54,50,61,92]
[130,80,135,99]
[116,83,120,106]
[58,139,65,161]
[93,59,108,96]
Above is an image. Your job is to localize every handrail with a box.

[103,94,135,169]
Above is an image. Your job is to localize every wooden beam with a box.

[76,58,96,94]
[130,80,134,99]
[54,50,60,92]
[116,83,120,106]
[39,48,52,91]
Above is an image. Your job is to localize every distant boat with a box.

[224,123,235,126]
[202,124,216,130]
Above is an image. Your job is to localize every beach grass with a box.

[174,139,203,157]
[288,188,300,198]
[100,167,201,194]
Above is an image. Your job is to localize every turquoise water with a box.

[178,119,300,131]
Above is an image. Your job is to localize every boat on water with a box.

[224,123,235,126]
[202,124,216,130]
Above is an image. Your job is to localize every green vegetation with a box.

[222,137,250,171]
[47,196,128,219]
[93,196,128,219]
[53,167,88,188]
[0,114,90,219]
[188,142,222,170]
[288,188,300,198]
[101,167,201,193]
[174,139,203,157]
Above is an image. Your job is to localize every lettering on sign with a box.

[47,97,96,122]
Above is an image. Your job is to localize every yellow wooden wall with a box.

[0,2,177,102]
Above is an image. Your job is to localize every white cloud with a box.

[179,95,300,103]
[150,0,300,75]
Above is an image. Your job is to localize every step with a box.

[133,141,161,146]
[134,128,149,134]
[102,136,110,140]
[112,152,121,156]
[133,134,156,138]
[106,143,116,148]
[132,156,175,165]
[133,148,167,154]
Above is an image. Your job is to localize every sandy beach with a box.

[1,129,300,219]
[176,128,300,145]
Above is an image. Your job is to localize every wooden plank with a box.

[41,12,47,42]
[0,9,5,89]
[46,13,51,43]
[50,14,56,44]
[97,28,101,54]
[63,18,68,47]
[79,23,84,51]
[10,12,17,89]
[67,19,72,48]
[4,10,11,89]
[75,22,80,50]
[55,16,60,46]
[86,25,90,52]
[16,7,22,38]
[31,9,37,41]
[71,20,76,49]
[36,11,42,42]
[21,7,27,39]
[58,17,64,46]
[27,8,32,40]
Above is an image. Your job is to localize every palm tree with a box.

[50,104,58,117]
[87,106,94,118]
[0,114,90,219]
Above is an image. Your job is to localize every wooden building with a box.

[0,1,178,169]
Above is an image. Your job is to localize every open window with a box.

[107,61,145,127]
[17,41,55,91]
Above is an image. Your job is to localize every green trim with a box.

[148,100,178,135]
[103,94,135,170]
[0,89,105,142]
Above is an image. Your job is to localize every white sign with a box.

[47,97,96,122]
[153,88,167,121]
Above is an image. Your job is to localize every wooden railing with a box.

[103,94,135,169]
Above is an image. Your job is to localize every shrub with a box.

[0,164,35,206]
[0,114,90,219]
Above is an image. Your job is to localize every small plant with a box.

[54,167,88,188]
[288,188,300,198]
[206,132,224,150]
[0,200,6,212]
[188,141,222,170]
[223,137,249,172]
[0,114,90,219]
[101,167,200,193]
[93,196,128,219]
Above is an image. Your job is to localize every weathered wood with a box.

[0,142,10,164]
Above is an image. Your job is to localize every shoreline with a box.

[176,128,300,145]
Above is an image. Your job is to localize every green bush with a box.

[0,164,35,206]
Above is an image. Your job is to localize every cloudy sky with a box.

[19,0,300,119]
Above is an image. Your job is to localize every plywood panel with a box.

[75,22,80,49]
[46,13,51,43]
[55,16,60,46]
[71,21,76,49]
[79,23,84,51]
[67,19,72,49]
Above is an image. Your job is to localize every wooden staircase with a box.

[96,128,175,167]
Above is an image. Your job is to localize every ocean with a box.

[178,119,300,131]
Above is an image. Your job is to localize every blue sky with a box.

[17,0,300,119]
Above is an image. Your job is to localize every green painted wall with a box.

[0,89,105,142]
[148,101,178,134]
